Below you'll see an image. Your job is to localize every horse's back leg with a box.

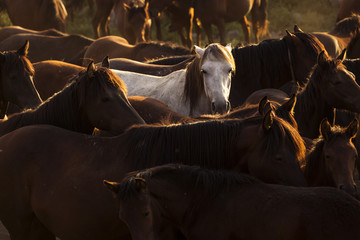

[239,16,251,43]
[215,18,226,45]
[154,14,162,40]
[202,22,214,44]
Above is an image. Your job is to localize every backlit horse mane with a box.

[122,115,305,170]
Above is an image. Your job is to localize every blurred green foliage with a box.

[0,0,338,46]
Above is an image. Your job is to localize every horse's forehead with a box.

[201,54,233,69]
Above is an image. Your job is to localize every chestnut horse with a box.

[0,0,67,32]
[106,164,360,240]
[0,33,94,66]
[304,118,359,198]
[0,62,144,136]
[311,15,360,57]
[83,39,191,65]
[194,0,269,44]
[0,111,305,239]
[0,40,42,118]
[0,26,66,43]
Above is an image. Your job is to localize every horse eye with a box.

[144,211,150,217]
[201,69,207,74]
[102,97,110,102]
[228,68,233,73]
[325,155,330,159]
[275,155,282,162]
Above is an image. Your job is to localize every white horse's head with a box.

[195,43,235,114]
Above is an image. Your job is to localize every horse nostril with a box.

[211,102,216,113]
[339,185,344,190]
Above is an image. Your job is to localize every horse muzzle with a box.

[211,100,231,115]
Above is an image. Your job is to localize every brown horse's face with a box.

[0,48,42,111]
[82,68,145,134]
[320,62,360,113]
[233,114,306,186]
[322,135,358,195]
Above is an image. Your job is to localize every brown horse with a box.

[304,118,358,198]
[311,15,360,57]
[92,0,113,38]
[113,0,151,44]
[0,62,144,136]
[106,164,360,240]
[0,41,42,118]
[0,111,306,239]
[347,28,360,58]
[337,0,360,22]
[194,0,269,44]
[64,0,95,22]
[0,26,66,43]
[243,50,360,139]
[0,0,67,32]
[0,33,94,66]
[83,39,191,65]
[230,29,325,107]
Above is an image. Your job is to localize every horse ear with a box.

[258,96,268,115]
[87,61,96,78]
[225,43,232,53]
[263,110,274,131]
[17,40,29,56]
[102,56,110,68]
[320,118,331,140]
[194,45,205,58]
[285,30,295,38]
[123,3,131,11]
[337,48,347,62]
[282,94,297,114]
[134,178,146,192]
[346,119,359,139]
[103,180,121,198]
[293,25,303,33]
[317,50,329,68]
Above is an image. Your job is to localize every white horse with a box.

[111,43,235,117]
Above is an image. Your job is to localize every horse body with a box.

[0,26,66,43]
[0,33,94,65]
[108,164,360,240]
[112,43,234,116]
[3,0,67,32]
[0,112,306,239]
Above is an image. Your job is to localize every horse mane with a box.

[0,67,126,134]
[133,41,191,57]
[331,14,360,36]
[121,115,305,170]
[304,126,348,181]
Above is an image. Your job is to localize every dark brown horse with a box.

[113,0,151,44]
[347,28,360,58]
[64,0,95,22]
[311,15,360,57]
[243,50,360,139]
[83,39,191,65]
[0,62,144,136]
[337,0,360,22]
[230,30,325,107]
[194,0,269,44]
[0,33,94,66]
[0,26,66,43]
[0,111,306,239]
[0,41,42,118]
[0,0,67,32]
[106,164,360,240]
[304,118,358,198]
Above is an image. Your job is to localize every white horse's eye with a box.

[201,69,207,74]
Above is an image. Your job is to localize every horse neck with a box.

[305,141,335,186]
[295,78,333,138]
[0,84,92,136]
[184,58,208,116]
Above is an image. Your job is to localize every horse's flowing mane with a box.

[120,115,305,170]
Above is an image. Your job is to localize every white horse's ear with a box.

[194,45,205,57]
[225,43,232,52]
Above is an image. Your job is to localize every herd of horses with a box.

[0,0,359,239]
